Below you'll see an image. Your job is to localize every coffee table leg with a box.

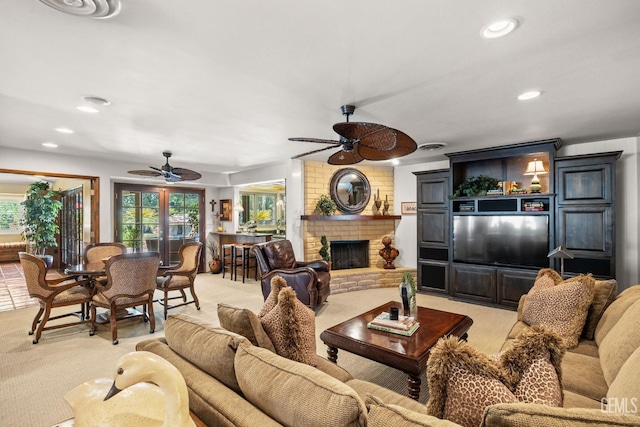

[407,375,421,400]
[326,346,338,363]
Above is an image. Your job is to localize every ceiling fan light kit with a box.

[290,105,417,165]
[128,151,202,183]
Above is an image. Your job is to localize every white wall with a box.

[393,137,640,289]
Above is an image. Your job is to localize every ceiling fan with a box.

[289,105,417,165]
[128,151,202,182]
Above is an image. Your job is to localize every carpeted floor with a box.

[0,272,516,427]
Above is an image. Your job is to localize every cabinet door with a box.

[417,209,449,246]
[557,206,614,257]
[556,162,613,205]
[418,260,448,293]
[451,264,496,303]
[417,175,449,208]
[497,268,539,308]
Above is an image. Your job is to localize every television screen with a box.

[453,215,549,268]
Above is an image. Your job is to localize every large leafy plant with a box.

[450,175,500,198]
[20,181,62,255]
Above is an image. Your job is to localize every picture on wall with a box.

[401,202,417,214]
[220,199,232,221]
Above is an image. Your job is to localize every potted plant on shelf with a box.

[450,175,500,198]
[315,194,337,216]
[319,235,331,270]
[20,181,62,268]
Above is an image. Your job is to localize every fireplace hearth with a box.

[330,240,369,270]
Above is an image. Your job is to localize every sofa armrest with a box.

[482,402,640,426]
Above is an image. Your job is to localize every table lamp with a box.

[233,203,244,231]
[524,159,547,193]
[547,245,574,278]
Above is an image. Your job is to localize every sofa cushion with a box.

[562,391,603,409]
[217,303,276,352]
[582,279,617,340]
[607,346,640,412]
[568,339,599,358]
[365,395,460,427]
[258,275,287,317]
[481,402,640,427]
[521,270,595,349]
[598,299,640,385]
[260,286,317,366]
[234,342,367,427]
[594,285,640,346]
[315,356,353,383]
[164,314,247,394]
[346,378,431,416]
[560,351,608,401]
[427,327,565,427]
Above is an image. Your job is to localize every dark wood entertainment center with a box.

[415,139,621,309]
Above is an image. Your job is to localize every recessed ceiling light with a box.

[517,90,542,101]
[418,142,448,151]
[482,18,519,39]
[42,142,58,148]
[76,105,100,113]
[81,95,111,106]
[55,127,74,134]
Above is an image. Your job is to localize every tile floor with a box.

[0,262,69,312]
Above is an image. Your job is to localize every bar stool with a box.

[240,244,258,282]
[221,244,235,279]
[232,244,246,282]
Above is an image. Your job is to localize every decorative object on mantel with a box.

[373,189,382,215]
[379,236,399,269]
[449,175,500,198]
[64,351,196,427]
[383,195,390,215]
[547,245,575,278]
[399,272,417,319]
[319,235,331,269]
[315,194,337,216]
[524,158,548,193]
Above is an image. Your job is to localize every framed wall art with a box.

[220,199,232,221]
[401,201,417,214]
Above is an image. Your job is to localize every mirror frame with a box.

[330,168,371,214]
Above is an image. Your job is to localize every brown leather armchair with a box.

[251,239,330,309]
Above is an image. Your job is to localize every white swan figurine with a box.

[64,351,196,427]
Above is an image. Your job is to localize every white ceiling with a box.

[1,1,640,177]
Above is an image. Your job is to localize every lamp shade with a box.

[524,159,547,175]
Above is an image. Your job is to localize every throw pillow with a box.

[521,269,595,349]
[258,275,287,317]
[426,326,565,427]
[217,303,276,352]
[581,279,617,339]
[260,286,317,366]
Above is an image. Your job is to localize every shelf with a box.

[301,215,401,221]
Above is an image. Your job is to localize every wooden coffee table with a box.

[320,301,473,400]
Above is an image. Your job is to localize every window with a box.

[0,195,23,234]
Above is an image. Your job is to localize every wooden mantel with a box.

[301,215,401,221]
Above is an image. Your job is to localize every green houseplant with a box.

[20,181,62,267]
[315,194,337,216]
[319,235,331,267]
[450,175,500,198]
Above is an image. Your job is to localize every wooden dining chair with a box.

[156,241,203,319]
[89,252,159,345]
[19,252,92,344]
[82,242,127,285]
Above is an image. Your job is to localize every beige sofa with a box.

[137,284,640,426]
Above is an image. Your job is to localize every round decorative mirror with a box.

[330,168,371,214]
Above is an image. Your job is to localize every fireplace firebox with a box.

[330,240,369,270]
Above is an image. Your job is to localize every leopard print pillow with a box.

[427,326,565,427]
[260,286,317,366]
[522,269,595,349]
[258,275,287,317]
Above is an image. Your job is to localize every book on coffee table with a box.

[367,312,420,336]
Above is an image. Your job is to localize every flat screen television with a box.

[453,215,549,268]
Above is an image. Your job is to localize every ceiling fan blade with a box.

[128,169,162,177]
[291,144,341,159]
[171,168,202,181]
[333,122,396,150]
[358,128,418,161]
[288,137,342,145]
[328,149,364,165]
[149,166,165,173]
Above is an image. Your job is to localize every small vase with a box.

[399,279,416,318]
[209,258,222,274]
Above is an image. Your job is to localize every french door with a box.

[114,183,205,267]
